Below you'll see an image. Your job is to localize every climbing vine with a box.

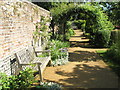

[33,16,51,44]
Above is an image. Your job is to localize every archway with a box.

[51,3,113,47]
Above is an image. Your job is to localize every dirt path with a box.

[42,30,119,88]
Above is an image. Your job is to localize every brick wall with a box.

[0,0,50,75]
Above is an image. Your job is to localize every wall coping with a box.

[1,0,50,14]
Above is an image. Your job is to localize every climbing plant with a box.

[51,3,114,47]
[33,16,51,46]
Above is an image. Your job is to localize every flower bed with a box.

[46,40,69,66]
[50,48,69,66]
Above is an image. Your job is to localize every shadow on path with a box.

[55,63,118,88]
[69,51,101,62]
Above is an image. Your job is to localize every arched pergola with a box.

[51,3,113,47]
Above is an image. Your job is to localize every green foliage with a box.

[47,40,69,66]
[104,30,120,77]
[111,2,120,26]
[0,73,9,89]
[74,20,86,30]
[110,30,120,45]
[65,21,75,40]
[53,21,75,41]
[51,3,114,47]
[65,28,75,40]
[0,69,62,89]
[100,2,120,26]
[38,53,49,57]
[0,68,35,89]
[33,2,69,11]
[106,42,120,64]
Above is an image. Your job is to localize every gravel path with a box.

[42,30,119,88]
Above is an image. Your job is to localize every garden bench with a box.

[15,46,51,82]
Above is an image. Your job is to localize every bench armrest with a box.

[20,62,41,66]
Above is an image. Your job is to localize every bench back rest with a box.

[15,46,36,64]
[27,46,36,61]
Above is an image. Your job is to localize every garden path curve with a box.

[43,30,119,88]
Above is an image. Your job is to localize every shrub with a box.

[0,73,9,89]
[0,68,35,89]
[0,69,62,89]
[106,42,120,64]
[93,29,111,47]
[110,30,120,45]
[106,30,120,63]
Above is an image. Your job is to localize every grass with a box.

[96,50,107,54]
[96,50,120,77]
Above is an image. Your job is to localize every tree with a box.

[97,2,120,26]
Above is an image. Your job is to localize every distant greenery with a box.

[74,20,86,31]
[55,21,75,41]
[33,2,70,11]
[100,2,120,26]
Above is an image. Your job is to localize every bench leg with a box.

[19,65,23,71]
[37,64,43,82]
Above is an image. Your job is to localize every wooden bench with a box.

[15,46,51,82]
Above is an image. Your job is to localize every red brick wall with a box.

[0,1,50,59]
[0,1,50,75]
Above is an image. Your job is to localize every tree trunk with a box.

[63,22,66,41]
[51,20,55,39]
